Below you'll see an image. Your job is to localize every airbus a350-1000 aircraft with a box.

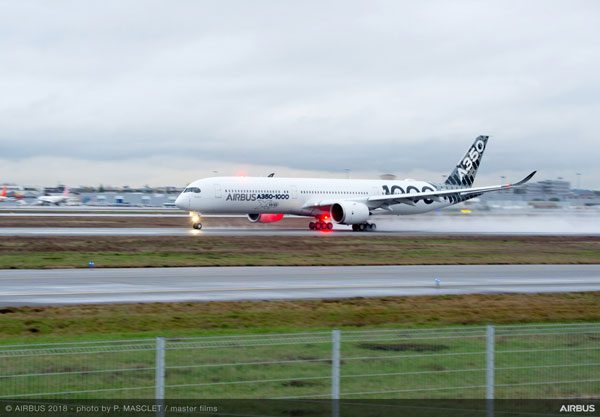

[175,136,536,231]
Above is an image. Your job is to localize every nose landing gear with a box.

[190,212,202,230]
[351,223,376,232]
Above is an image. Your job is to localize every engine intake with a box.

[247,213,284,223]
[330,202,369,224]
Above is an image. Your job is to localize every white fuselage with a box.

[175,176,453,218]
[37,195,69,205]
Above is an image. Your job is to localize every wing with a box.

[366,170,536,207]
[303,171,536,210]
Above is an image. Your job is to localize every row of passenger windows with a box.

[224,189,367,195]
[301,191,367,195]
[183,187,201,193]
[226,190,288,193]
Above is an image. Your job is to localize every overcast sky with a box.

[1,0,599,188]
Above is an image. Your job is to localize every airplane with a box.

[37,187,70,206]
[175,136,536,231]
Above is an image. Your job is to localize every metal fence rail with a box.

[1,323,599,399]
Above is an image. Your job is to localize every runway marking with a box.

[3,280,600,298]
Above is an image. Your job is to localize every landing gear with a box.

[189,212,203,230]
[352,222,376,232]
[309,221,333,231]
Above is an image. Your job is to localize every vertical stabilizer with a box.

[445,135,489,187]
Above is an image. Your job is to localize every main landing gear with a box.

[192,222,202,230]
[309,221,333,231]
[352,223,377,232]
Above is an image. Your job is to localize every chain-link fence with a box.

[1,323,599,399]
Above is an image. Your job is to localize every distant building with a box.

[524,179,571,201]
[481,179,574,204]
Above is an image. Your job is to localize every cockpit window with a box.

[183,187,201,193]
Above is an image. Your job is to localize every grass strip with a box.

[1,292,599,344]
[1,235,599,269]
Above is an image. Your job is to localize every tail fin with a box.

[445,135,489,187]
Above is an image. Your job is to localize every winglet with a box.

[512,171,537,187]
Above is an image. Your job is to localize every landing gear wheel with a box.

[309,222,315,230]
[192,222,202,230]
[326,222,333,230]
[369,223,376,231]
[358,223,366,231]
[352,224,358,231]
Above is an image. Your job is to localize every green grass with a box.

[1,235,600,268]
[2,292,600,344]
[1,294,599,399]
[2,324,598,399]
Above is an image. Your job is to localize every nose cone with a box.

[175,193,188,210]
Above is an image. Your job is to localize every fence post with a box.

[331,329,341,417]
[156,337,165,401]
[486,325,495,417]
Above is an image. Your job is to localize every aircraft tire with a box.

[192,222,202,230]
[370,223,377,231]
[309,222,315,230]
[358,223,366,232]
[327,222,333,230]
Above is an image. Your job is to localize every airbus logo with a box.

[226,193,289,202]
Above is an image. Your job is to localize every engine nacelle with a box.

[247,213,284,223]
[330,202,370,224]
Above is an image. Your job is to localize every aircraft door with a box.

[214,184,222,198]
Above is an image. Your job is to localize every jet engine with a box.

[330,202,370,224]
[247,213,284,223]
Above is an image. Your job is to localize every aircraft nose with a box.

[175,193,188,210]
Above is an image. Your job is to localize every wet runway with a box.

[0,227,357,236]
[2,212,600,236]
[1,226,599,237]
[1,264,599,306]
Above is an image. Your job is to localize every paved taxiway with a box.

[1,264,599,305]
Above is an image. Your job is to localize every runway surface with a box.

[2,213,600,236]
[1,264,599,306]
[2,226,600,237]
